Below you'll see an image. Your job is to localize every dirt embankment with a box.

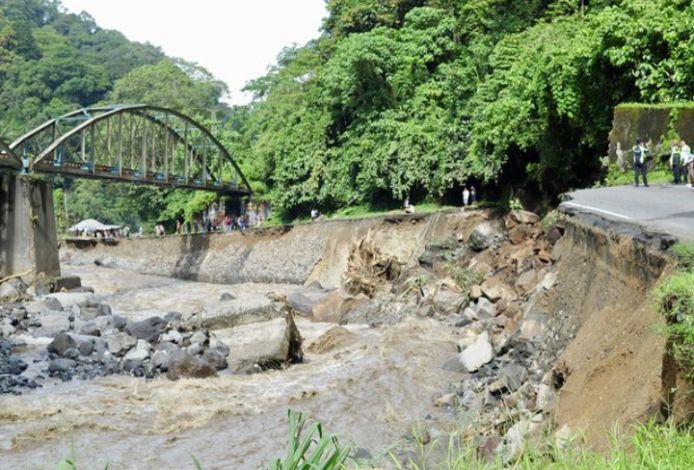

[60,212,484,288]
[549,217,672,449]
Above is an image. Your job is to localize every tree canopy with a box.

[1,0,692,225]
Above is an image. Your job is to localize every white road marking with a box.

[561,202,633,221]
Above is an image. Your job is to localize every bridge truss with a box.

[0,137,22,170]
[9,105,251,196]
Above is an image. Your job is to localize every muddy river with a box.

[1,265,458,469]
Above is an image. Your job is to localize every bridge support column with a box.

[0,174,60,279]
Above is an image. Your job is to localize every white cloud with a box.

[60,0,327,105]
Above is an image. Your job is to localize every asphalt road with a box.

[561,183,694,242]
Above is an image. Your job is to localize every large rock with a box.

[123,339,151,362]
[47,333,77,357]
[202,347,228,370]
[468,222,502,252]
[126,316,167,343]
[508,224,533,244]
[311,290,370,323]
[0,283,20,299]
[510,210,540,225]
[45,292,94,309]
[25,297,64,315]
[474,297,497,319]
[107,332,138,356]
[223,315,303,373]
[151,342,182,371]
[166,350,216,380]
[51,275,82,292]
[460,332,494,372]
[286,290,330,316]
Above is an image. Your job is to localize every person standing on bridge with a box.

[670,140,682,184]
[633,139,649,187]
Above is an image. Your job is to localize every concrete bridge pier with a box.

[0,173,60,279]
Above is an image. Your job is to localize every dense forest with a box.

[1,0,692,227]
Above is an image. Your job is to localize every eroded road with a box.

[562,184,694,242]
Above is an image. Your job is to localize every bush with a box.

[672,243,694,271]
[655,271,694,379]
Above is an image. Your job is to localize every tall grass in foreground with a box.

[391,423,694,470]
[268,409,351,470]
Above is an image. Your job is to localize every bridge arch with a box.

[10,105,252,196]
[0,137,22,170]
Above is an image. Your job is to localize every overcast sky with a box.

[60,0,327,105]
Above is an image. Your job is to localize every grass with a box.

[598,161,672,187]
[269,410,351,470]
[655,244,694,381]
[262,202,460,227]
[388,422,694,470]
[616,102,694,110]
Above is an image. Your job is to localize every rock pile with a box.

[0,275,306,393]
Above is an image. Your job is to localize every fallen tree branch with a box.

[0,269,33,285]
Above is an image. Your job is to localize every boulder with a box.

[80,302,111,321]
[107,332,138,356]
[481,283,501,302]
[312,290,369,323]
[0,283,20,299]
[202,347,228,370]
[26,297,64,315]
[470,285,483,300]
[51,276,82,292]
[164,312,183,323]
[45,292,94,309]
[166,350,217,380]
[126,316,166,343]
[498,420,541,464]
[226,315,303,373]
[460,332,494,372]
[468,222,502,251]
[498,363,528,392]
[47,332,76,357]
[510,210,540,225]
[48,358,77,373]
[79,321,101,337]
[219,292,235,301]
[508,224,533,244]
[189,330,209,348]
[161,329,183,345]
[123,340,151,362]
[286,291,328,316]
[151,342,182,371]
[31,310,71,337]
[474,297,497,319]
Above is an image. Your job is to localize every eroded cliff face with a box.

[60,212,487,288]
[548,217,671,449]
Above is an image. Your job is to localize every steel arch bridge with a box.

[8,105,252,196]
[0,137,21,170]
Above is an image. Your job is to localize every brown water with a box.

[0,266,458,469]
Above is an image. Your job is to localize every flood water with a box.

[0,266,459,469]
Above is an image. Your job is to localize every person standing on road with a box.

[462,187,470,206]
[680,140,693,187]
[670,140,682,184]
[633,139,649,187]
[470,186,477,204]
